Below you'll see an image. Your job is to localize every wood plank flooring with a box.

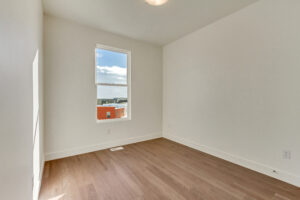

[39,138,300,200]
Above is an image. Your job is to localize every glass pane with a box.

[97,85,128,120]
[96,48,127,84]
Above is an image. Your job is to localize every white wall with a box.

[44,15,162,160]
[0,0,43,199]
[163,0,300,186]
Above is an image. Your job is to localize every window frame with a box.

[95,44,131,123]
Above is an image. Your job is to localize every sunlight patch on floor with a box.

[48,193,65,200]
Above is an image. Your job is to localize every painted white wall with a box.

[0,0,44,199]
[163,0,300,186]
[44,15,162,160]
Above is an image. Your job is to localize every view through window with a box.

[96,46,130,121]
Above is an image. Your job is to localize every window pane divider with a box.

[96,83,128,87]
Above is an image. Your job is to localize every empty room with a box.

[1,0,300,199]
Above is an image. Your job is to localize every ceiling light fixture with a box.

[145,0,168,6]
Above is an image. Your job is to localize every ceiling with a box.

[43,0,257,46]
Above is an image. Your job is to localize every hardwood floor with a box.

[39,138,300,200]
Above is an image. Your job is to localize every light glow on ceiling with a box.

[145,0,168,6]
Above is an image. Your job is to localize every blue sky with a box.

[96,48,128,99]
[96,48,127,68]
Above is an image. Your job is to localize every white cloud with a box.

[97,66,126,76]
[97,85,127,99]
[96,66,127,84]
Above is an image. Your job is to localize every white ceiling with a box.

[43,0,257,45]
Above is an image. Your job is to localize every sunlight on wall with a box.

[32,50,40,200]
[33,50,39,138]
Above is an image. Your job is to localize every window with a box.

[95,44,131,121]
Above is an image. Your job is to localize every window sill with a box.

[96,117,131,123]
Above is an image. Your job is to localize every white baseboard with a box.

[45,133,162,161]
[163,133,300,188]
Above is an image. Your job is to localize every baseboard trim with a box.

[163,133,300,188]
[45,133,162,161]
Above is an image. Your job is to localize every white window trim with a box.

[95,44,131,123]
